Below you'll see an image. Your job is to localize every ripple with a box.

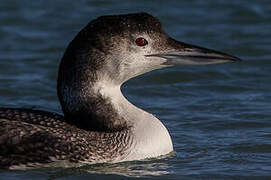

[1,0,271,179]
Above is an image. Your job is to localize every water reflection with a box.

[49,155,174,179]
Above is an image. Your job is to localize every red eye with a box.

[135,37,148,47]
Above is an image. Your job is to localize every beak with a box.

[146,39,242,66]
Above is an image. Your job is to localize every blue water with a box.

[0,0,271,179]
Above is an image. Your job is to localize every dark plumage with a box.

[0,108,132,169]
[57,13,166,131]
[0,12,241,169]
[1,13,163,169]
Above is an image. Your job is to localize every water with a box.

[0,0,271,179]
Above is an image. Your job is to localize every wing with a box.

[0,108,70,169]
[0,108,132,169]
[0,119,67,169]
[0,107,64,125]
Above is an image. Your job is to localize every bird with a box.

[0,12,241,169]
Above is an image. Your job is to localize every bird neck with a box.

[90,81,174,160]
[60,77,155,132]
[90,81,154,129]
[61,79,173,159]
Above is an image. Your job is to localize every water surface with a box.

[0,0,271,179]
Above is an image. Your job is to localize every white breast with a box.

[94,82,173,161]
[124,111,173,161]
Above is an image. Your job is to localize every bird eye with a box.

[135,37,148,47]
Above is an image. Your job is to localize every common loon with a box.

[0,13,241,169]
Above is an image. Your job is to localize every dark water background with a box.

[0,0,271,179]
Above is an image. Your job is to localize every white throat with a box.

[94,81,173,161]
